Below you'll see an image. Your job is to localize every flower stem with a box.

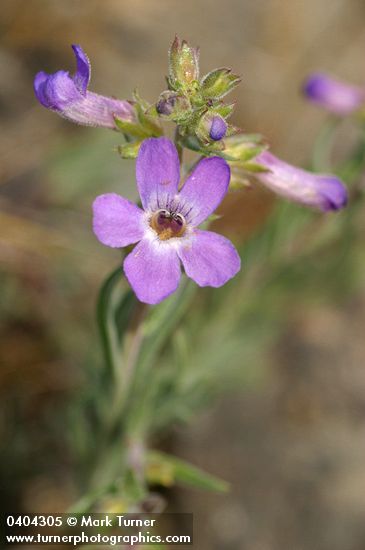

[174,126,183,164]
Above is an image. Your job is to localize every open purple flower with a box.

[34,45,135,128]
[303,73,365,116]
[255,151,347,212]
[93,137,241,304]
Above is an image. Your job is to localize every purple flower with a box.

[303,73,365,116]
[34,45,135,128]
[255,151,348,212]
[209,115,228,141]
[93,137,241,304]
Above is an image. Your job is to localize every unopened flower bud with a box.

[156,91,191,121]
[209,115,227,141]
[168,36,199,90]
[196,112,227,144]
[156,92,177,116]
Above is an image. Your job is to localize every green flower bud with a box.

[168,36,200,90]
[201,68,241,100]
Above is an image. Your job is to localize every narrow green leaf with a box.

[146,451,230,493]
[135,103,163,137]
[114,289,138,341]
[96,266,124,379]
[123,468,148,503]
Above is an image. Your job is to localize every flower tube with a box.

[255,151,348,212]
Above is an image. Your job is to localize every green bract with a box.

[201,68,241,100]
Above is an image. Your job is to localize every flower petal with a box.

[178,157,230,226]
[124,238,181,304]
[42,70,82,111]
[34,47,136,128]
[34,71,51,107]
[93,193,145,248]
[303,73,365,116]
[136,138,181,210]
[71,44,91,94]
[178,230,241,287]
[255,151,348,212]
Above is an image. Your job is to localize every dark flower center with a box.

[150,209,186,240]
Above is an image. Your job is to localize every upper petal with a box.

[303,73,365,116]
[124,238,181,304]
[93,193,145,248]
[34,71,51,107]
[71,44,91,94]
[178,157,230,226]
[136,138,181,210]
[178,229,241,287]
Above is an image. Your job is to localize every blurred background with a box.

[1,1,365,549]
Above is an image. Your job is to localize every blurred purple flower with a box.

[303,73,365,116]
[34,45,135,128]
[93,137,240,304]
[255,151,348,212]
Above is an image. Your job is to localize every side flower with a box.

[303,73,365,116]
[93,137,241,304]
[34,45,136,128]
[254,151,348,212]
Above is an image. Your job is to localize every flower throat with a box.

[150,209,186,240]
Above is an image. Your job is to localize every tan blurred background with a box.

[1,1,365,549]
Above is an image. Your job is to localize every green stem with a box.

[174,126,183,164]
